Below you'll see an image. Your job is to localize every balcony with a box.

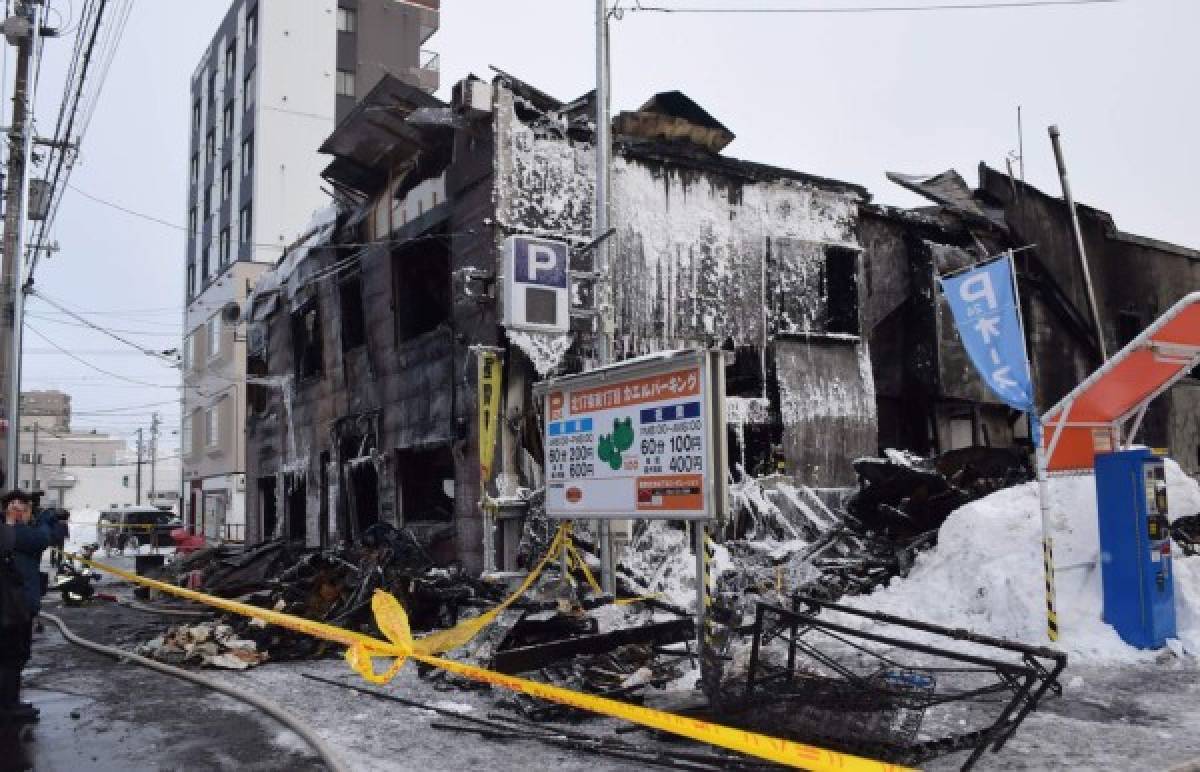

[412,49,439,94]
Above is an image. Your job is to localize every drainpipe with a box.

[1048,125,1107,361]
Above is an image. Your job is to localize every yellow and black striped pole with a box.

[1034,418,1060,642]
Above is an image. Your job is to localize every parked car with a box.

[98,506,182,554]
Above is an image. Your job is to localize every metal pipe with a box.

[595,0,615,594]
[1048,125,1107,361]
[3,1,43,487]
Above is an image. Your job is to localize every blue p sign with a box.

[513,237,568,289]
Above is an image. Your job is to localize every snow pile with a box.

[850,460,1200,662]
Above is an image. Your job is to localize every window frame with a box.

[207,315,223,361]
[336,69,355,97]
[239,203,253,247]
[219,227,231,267]
[241,134,254,177]
[221,163,232,200]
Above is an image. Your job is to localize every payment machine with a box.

[1094,448,1176,649]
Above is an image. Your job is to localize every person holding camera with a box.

[0,489,67,725]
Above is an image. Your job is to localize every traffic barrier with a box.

[72,551,911,771]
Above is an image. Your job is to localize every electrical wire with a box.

[24,325,181,389]
[623,0,1121,13]
[25,310,181,336]
[29,290,181,365]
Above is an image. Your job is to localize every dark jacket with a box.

[7,511,66,615]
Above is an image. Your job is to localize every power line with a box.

[24,310,180,336]
[23,325,180,389]
[28,290,181,365]
[623,0,1120,13]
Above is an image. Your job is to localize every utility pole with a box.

[1048,125,1107,362]
[594,0,616,595]
[149,412,159,504]
[1,1,42,488]
[135,428,143,506]
[30,420,37,492]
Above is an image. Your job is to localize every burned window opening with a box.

[258,476,277,539]
[339,271,367,351]
[395,446,454,522]
[725,344,765,398]
[393,236,451,342]
[319,451,331,548]
[825,246,860,336]
[1116,309,1142,348]
[348,460,380,535]
[247,324,269,415]
[291,299,324,381]
[285,473,306,543]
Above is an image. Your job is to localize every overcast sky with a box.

[17,0,1198,453]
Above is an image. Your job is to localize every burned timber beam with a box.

[491,618,694,675]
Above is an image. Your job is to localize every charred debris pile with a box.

[136,447,1029,702]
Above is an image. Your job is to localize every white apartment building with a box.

[181,0,439,540]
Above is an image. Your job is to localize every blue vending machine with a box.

[1094,448,1176,649]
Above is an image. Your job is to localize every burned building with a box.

[244,72,879,571]
[862,164,1200,475]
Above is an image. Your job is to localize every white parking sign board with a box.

[535,350,728,520]
[502,235,570,333]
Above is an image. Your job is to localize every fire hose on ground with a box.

[39,611,350,772]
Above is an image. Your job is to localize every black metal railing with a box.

[726,597,1067,770]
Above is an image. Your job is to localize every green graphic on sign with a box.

[597,417,634,471]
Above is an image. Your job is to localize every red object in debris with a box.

[171,527,206,554]
[186,570,204,590]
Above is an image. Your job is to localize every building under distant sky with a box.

[181,0,440,540]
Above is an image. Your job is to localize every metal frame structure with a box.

[738,598,1067,770]
[1041,292,1200,473]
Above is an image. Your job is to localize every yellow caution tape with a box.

[72,551,911,771]
[409,524,567,655]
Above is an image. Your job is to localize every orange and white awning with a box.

[1042,292,1200,472]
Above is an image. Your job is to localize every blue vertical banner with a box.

[938,254,1036,413]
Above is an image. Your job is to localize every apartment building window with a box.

[337,8,356,32]
[225,41,236,77]
[122,475,130,488]
[207,70,216,107]
[201,246,211,279]
[205,130,215,163]
[182,413,193,455]
[19,453,28,463]
[192,100,201,131]
[221,163,232,200]
[336,69,355,97]
[190,154,198,185]
[202,186,211,220]
[90,453,96,467]
[183,333,194,370]
[244,67,256,108]
[223,101,234,138]
[59,454,65,467]
[239,204,253,246]
[208,315,223,360]
[241,135,253,176]
[187,263,196,299]
[188,207,197,236]
[246,9,257,48]
[205,406,219,449]
[219,227,231,267]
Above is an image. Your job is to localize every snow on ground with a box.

[848,460,1200,663]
